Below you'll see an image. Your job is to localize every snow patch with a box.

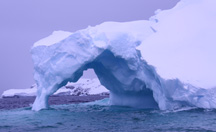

[34,31,72,47]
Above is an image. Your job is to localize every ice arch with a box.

[31,22,164,111]
[33,48,161,111]
[31,20,216,111]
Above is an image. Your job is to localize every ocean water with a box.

[0,98,216,132]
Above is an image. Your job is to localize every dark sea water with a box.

[0,98,216,132]
[0,95,108,110]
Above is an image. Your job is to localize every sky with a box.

[0,0,179,95]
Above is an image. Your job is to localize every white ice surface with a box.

[138,0,216,89]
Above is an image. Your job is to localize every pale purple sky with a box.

[0,0,179,94]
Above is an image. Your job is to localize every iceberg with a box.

[31,0,216,111]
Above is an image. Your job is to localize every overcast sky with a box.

[0,0,179,94]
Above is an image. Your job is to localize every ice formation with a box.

[1,79,108,98]
[31,0,216,111]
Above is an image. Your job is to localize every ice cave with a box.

[31,0,216,111]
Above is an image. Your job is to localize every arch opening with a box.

[50,68,109,96]
[32,50,159,111]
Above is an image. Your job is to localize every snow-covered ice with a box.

[31,0,216,111]
[1,85,37,97]
[1,78,108,98]
[66,78,109,95]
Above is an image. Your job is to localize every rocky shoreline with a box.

[0,95,109,110]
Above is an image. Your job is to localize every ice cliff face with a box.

[31,0,216,111]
